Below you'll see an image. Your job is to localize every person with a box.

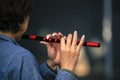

[0,0,85,80]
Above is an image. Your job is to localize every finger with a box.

[52,32,63,39]
[60,37,66,48]
[40,41,52,48]
[66,34,72,47]
[77,35,85,51]
[58,32,63,39]
[52,32,60,46]
[64,36,67,39]
[52,32,57,38]
[71,31,78,47]
[40,34,52,47]
[40,41,48,45]
[46,34,52,39]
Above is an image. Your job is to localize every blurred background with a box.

[18,0,120,80]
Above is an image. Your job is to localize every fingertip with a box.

[46,34,51,39]
[40,41,47,44]
[81,34,85,40]
[74,30,77,34]
[82,34,85,38]
[64,36,67,39]
[58,32,63,36]
[40,41,43,43]
[68,34,72,37]
[52,32,57,37]
[77,34,85,49]
[58,32,62,34]
[73,31,78,39]
[80,34,85,45]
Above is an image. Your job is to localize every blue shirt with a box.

[0,34,78,80]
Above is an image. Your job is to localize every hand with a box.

[60,31,85,71]
[40,32,63,70]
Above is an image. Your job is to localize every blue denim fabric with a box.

[0,34,78,80]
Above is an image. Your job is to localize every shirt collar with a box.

[0,34,18,45]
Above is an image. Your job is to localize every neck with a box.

[0,31,17,40]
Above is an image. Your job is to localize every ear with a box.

[19,16,29,30]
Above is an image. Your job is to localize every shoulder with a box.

[12,45,35,63]
[0,40,38,72]
[5,43,36,66]
[6,46,38,71]
[0,40,32,57]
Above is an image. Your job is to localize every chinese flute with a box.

[22,35,101,48]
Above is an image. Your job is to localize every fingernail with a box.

[46,36,50,39]
[40,41,43,43]
[74,31,77,33]
[58,32,62,35]
[82,34,85,38]
[52,33,56,37]
[64,36,66,39]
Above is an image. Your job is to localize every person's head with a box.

[0,0,34,39]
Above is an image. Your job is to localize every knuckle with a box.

[71,49,75,53]
[61,47,64,51]
[66,48,70,52]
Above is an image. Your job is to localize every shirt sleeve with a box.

[40,62,78,80]
[39,62,56,80]
[55,69,78,80]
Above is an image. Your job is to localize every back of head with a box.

[0,0,34,33]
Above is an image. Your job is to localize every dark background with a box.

[18,0,120,80]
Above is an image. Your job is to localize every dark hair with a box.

[0,0,34,33]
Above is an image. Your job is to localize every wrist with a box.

[61,69,78,79]
[61,64,75,72]
[47,60,58,71]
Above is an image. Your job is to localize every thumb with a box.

[40,41,52,48]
